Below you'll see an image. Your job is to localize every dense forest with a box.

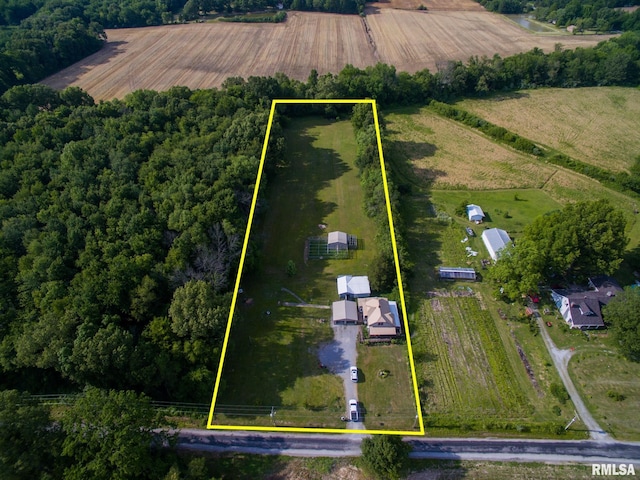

[477,0,640,32]
[0,82,287,400]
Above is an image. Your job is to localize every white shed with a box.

[327,231,348,251]
[481,228,511,261]
[337,275,371,299]
[467,204,485,223]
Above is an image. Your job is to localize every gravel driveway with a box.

[318,324,365,429]
[531,303,611,442]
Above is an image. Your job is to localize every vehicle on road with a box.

[349,399,358,422]
[350,366,358,382]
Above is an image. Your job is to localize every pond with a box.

[505,14,558,33]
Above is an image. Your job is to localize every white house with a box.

[550,276,622,330]
[337,275,371,299]
[466,204,485,223]
[481,228,511,261]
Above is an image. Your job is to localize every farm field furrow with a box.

[41,11,613,101]
[368,0,486,10]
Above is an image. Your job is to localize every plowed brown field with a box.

[368,0,484,11]
[42,9,613,100]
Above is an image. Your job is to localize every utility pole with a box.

[565,410,579,430]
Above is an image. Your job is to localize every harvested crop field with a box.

[42,10,613,101]
[457,87,640,174]
[366,9,613,75]
[386,107,558,190]
[367,0,485,10]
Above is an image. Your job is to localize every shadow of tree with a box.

[216,118,355,423]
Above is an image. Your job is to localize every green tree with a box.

[61,387,175,480]
[0,390,61,479]
[169,280,228,340]
[488,200,627,300]
[603,287,640,362]
[360,434,411,480]
[286,259,296,277]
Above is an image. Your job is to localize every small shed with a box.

[481,228,511,261]
[332,300,359,324]
[467,204,485,223]
[438,267,476,281]
[328,231,348,251]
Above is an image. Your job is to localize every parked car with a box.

[349,399,359,422]
[350,366,358,382]
[465,227,475,237]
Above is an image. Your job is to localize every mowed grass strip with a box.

[457,87,640,173]
[355,343,419,431]
[569,350,640,441]
[430,189,563,237]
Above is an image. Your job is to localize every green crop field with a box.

[457,87,640,173]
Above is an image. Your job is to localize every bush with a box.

[455,200,469,218]
[606,390,626,401]
[550,382,569,404]
[361,435,411,480]
[286,260,296,277]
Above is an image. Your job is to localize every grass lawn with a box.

[355,343,419,431]
[457,87,640,173]
[216,115,415,429]
[569,350,640,441]
[407,460,600,480]
[430,189,562,238]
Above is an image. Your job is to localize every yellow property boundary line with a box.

[207,99,425,436]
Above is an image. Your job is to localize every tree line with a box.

[349,103,412,297]
[0,387,219,479]
[477,0,640,33]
